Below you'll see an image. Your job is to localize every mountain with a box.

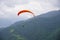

[0,28,4,31]
[0,18,14,27]
[0,10,60,40]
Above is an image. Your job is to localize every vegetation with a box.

[9,28,25,40]
[0,10,60,40]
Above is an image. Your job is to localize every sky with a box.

[0,0,60,28]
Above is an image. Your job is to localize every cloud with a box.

[0,0,60,27]
[36,0,60,8]
[0,0,59,19]
[0,0,29,7]
[48,0,60,8]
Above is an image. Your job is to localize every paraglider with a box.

[17,10,35,16]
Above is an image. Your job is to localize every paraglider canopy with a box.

[17,10,35,16]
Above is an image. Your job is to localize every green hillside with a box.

[0,10,60,40]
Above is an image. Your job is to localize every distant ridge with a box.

[0,10,60,40]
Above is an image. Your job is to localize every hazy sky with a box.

[0,0,60,27]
